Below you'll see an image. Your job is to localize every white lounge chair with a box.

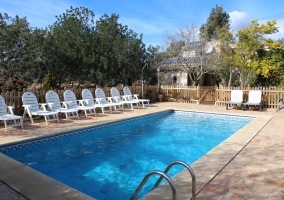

[110,87,139,110]
[46,90,79,120]
[0,95,24,131]
[123,86,150,107]
[226,90,243,110]
[242,90,263,111]
[95,88,124,113]
[63,90,96,118]
[82,89,111,114]
[22,92,59,125]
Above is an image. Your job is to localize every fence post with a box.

[214,85,218,105]
[197,84,200,100]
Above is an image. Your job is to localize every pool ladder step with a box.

[130,161,196,200]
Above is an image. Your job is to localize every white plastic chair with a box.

[82,89,112,114]
[63,90,96,118]
[123,86,150,107]
[22,92,59,125]
[226,90,243,110]
[110,87,139,110]
[95,88,124,113]
[46,90,79,120]
[0,95,24,131]
[242,90,263,111]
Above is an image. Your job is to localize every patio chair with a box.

[22,92,59,125]
[110,87,139,110]
[242,90,263,111]
[95,88,124,113]
[123,86,150,107]
[271,97,284,112]
[0,95,24,131]
[226,90,243,110]
[63,90,96,118]
[46,90,79,120]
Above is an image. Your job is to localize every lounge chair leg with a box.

[4,120,8,132]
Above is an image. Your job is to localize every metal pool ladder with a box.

[130,161,196,200]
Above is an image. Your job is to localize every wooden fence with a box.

[1,85,284,115]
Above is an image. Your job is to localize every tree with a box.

[0,13,30,79]
[214,25,237,87]
[95,14,147,86]
[45,6,96,85]
[234,19,279,87]
[200,5,230,40]
[162,23,218,86]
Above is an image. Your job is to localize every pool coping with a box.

[0,109,272,200]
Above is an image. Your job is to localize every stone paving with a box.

[0,102,283,200]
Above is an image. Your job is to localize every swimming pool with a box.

[0,110,253,199]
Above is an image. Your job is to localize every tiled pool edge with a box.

[0,153,94,200]
[0,108,272,200]
[140,114,273,200]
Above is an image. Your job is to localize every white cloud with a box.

[229,11,251,34]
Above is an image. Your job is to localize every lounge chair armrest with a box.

[271,97,284,103]
[95,98,103,104]
[106,97,113,103]
[132,94,139,99]
[77,100,85,106]
[112,96,119,103]
[22,104,31,108]
[38,103,48,111]
[7,106,15,115]
[121,95,129,101]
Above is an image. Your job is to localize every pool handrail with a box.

[151,161,196,200]
[130,170,176,200]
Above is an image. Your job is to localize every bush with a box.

[42,71,57,91]
[1,77,27,92]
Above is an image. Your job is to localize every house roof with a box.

[183,41,203,51]
[160,56,208,71]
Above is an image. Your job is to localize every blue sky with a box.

[1,0,284,47]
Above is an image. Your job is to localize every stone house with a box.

[159,40,222,86]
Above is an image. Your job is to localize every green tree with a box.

[0,13,30,79]
[45,6,96,85]
[94,14,147,86]
[42,71,57,91]
[214,25,237,87]
[234,19,279,87]
[200,5,230,40]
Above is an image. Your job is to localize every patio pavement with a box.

[0,102,283,200]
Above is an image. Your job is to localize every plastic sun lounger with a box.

[95,88,124,113]
[226,90,243,110]
[22,92,60,125]
[63,90,96,118]
[123,86,150,107]
[242,90,263,111]
[82,88,113,114]
[110,87,139,110]
[0,95,24,131]
[46,90,79,120]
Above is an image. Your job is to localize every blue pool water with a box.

[1,111,253,199]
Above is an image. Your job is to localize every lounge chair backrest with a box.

[123,86,132,96]
[22,92,40,112]
[95,88,107,104]
[0,95,8,114]
[63,90,78,108]
[46,90,62,110]
[248,90,262,104]
[230,90,243,102]
[110,87,120,97]
[82,89,95,106]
